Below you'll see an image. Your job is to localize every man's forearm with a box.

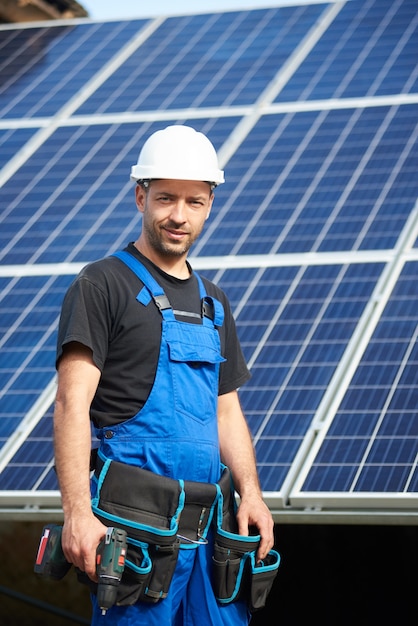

[53,397,93,518]
[53,345,101,516]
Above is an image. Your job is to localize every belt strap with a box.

[94,454,232,544]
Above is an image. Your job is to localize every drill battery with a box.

[34,524,71,580]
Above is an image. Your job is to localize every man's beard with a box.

[143,219,194,257]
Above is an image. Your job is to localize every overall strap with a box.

[112,250,176,321]
[113,250,224,327]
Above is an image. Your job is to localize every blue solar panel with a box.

[193,105,418,257]
[0,409,58,491]
[297,261,418,495]
[229,263,383,492]
[0,0,417,518]
[0,20,148,119]
[278,0,418,102]
[0,274,72,445]
[75,5,327,115]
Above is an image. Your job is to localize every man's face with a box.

[136,179,214,258]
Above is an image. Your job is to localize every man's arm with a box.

[217,390,274,561]
[53,343,107,580]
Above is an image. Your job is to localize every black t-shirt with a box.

[56,244,250,428]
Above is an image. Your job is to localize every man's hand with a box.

[236,494,275,562]
[61,514,108,582]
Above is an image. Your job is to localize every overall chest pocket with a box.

[166,321,225,423]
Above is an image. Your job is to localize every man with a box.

[53,125,275,625]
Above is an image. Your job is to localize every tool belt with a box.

[89,452,279,610]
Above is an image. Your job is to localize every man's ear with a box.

[135,184,146,213]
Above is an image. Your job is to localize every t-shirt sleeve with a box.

[217,292,251,396]
[56,270,111,371]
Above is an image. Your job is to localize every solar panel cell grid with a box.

[1,118,240,265]
[0,464,47,491]
[216,263,382,492]
[278,0,418,102]
[76,5,326,115]
[200,106,418,257]
[300,261,418,495]
[0,275,71,448]
[0,20,147,119]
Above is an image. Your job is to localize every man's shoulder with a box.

[78,252,134,280]
[70,253,138,301]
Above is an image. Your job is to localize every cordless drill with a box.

[96,527,127,615]
[34,524,127,614]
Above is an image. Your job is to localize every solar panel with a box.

[0,20,149,119]
[291,260,418,504]
[278,0,418,101]
[193,105,418,257]
[0,0,417,521]
[75,5,327,115]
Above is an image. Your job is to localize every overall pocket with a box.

[166,319,224,424]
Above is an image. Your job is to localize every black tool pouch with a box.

[91,457,183,605]
[115,539,153,605]
[212,530,280,612]
[212,529,260,604]
[246,549,280,612]
[212,475,280,612]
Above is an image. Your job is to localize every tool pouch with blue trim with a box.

[212,474,280,612]
[212,529,259,603]
[247,549,280,611]
[91,456,183,605]
[109,538,153,606]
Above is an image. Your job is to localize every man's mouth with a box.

[163,227,188,240]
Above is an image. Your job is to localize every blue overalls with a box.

[91,251,250,626]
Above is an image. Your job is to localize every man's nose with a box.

[170,200,187,223]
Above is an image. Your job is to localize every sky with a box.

[81,0,296,20]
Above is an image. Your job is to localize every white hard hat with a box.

[130,125,225,186]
